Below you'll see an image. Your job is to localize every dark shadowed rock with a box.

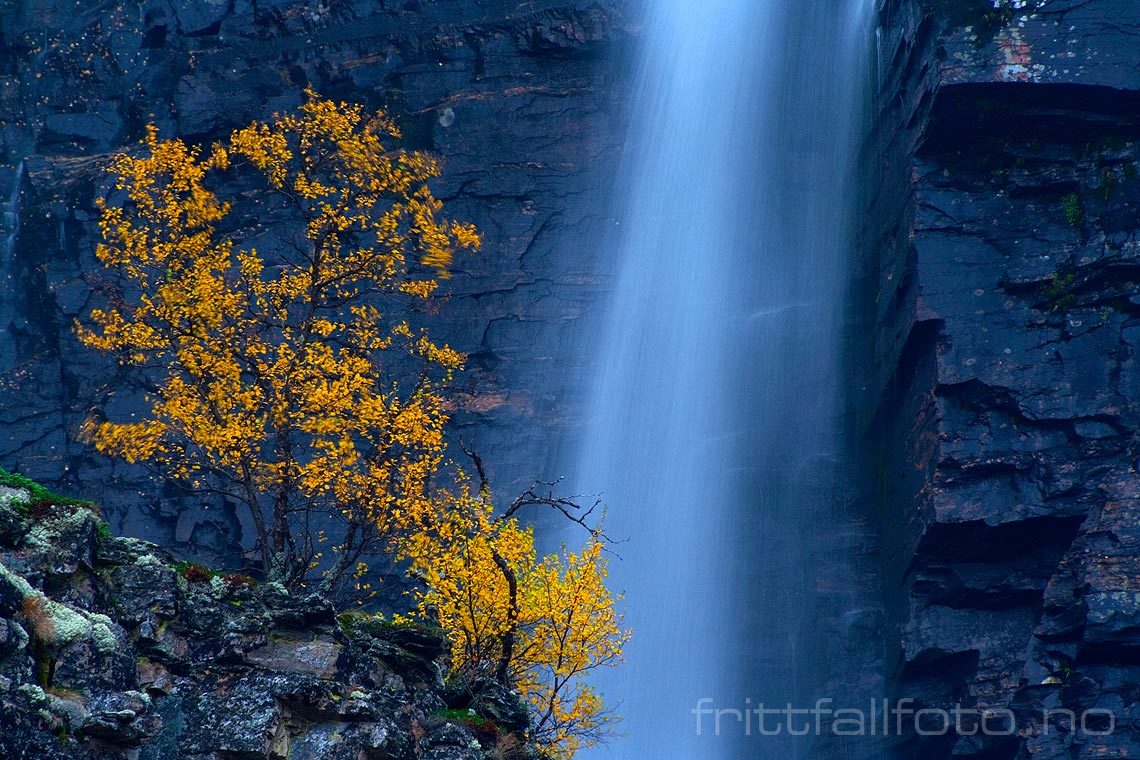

[867,0,1140,757]
[0,494,538,759]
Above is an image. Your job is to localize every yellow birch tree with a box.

[79,90,479,588]
[395,464,630,759]
[80,91,629,757]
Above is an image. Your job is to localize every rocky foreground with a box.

[0,473,537,760]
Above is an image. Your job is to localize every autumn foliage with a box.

[398,474,629,759]
[79,90,477,589]
[79,91,628,757]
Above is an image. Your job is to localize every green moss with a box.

[0,467,95,517]
[1062,192,1084,228]
[433,707,501,736]
[336,610,442,639]
[336,610,390,637]
[171,561,216,583]
[1041,273,1078,313]
[436,707,477,721]
[32,640,55,689]
[1056,295,1077,311]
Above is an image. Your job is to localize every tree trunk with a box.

[491,547,518,685]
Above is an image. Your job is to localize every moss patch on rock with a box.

[0,467,96,518]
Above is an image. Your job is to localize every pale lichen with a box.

[16,682,48,707]
[0,485,29,510]
[25,504,98,550]
[134,552,165,568]
[0,560,120,652]
[0,560,38,599]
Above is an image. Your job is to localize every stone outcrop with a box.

[0,0,632,566]
[868,1,1140,757]
[0,477,537,759]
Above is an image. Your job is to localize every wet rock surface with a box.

[869,0,1140,757]
[0,487,536,760]
[0,0,633,567]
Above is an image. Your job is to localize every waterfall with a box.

[2,161,23,262]
[575,2,872,758]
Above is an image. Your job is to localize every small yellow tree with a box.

[81,91,629,757]
[79,90,479,588]
[395,461,630,760]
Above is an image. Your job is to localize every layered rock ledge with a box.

[868,1,1140,757]
[0,476,536,760]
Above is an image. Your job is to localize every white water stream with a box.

[575,2,872,757]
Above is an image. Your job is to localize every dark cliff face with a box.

[0,0,632,566]
[869,1,1140,757]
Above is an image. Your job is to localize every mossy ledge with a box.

[0,471,541,760]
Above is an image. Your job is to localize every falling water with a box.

[2,161,23,261]
[576,2,872,758]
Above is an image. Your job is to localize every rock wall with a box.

[0,0,632,566]
[868,1,1140,757]
[0,480,537,760]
